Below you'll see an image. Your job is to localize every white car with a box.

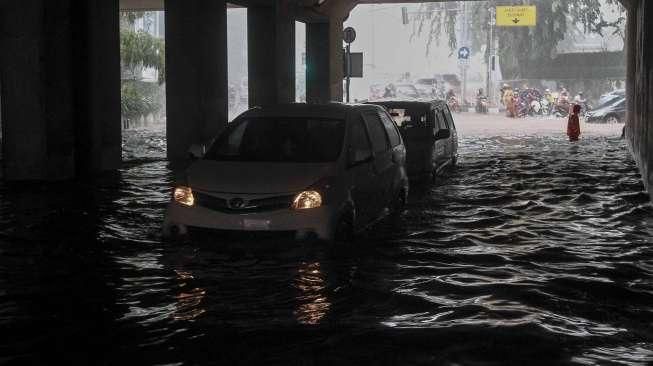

[163,103,409,241]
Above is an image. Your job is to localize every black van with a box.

[367,100,458,181]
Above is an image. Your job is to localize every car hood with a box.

[187,160,336,194]
[588,105,619,117]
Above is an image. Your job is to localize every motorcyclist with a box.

[476,88,488,113]
[503,86,516,118]
[446,89,457,101]
[383,84,396,98]
[559,87,570,103]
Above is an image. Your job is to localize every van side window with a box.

[349,118,373,163]
[435,111,446,130]
[363,112,390,154]
[439,110,450,129]
[444,106,456,129]
[378,112,402,147]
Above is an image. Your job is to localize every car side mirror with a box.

[188,144,205,160]
[434,129,451,140]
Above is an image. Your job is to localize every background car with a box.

[163,103,409,242]
[597,89,625,108]
[367,100,458,181]
[395,84,420,99]
[585,97,626,124]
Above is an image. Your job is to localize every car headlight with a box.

[174,186,195,207]
[292,191,322,210]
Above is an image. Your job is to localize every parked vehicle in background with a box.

[414,78,437,98]
[369,84,384,100]
[395,84,420,99]
[585,97,626,124]
[163,103,409,242]
[367,100,458,181]
[597,89,625,108]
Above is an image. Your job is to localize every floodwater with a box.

[1,118,652,365]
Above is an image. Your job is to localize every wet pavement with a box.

[1,117,652,365]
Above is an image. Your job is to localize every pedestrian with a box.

[567,104,582,142]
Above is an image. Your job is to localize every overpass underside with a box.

[0,0,652,199]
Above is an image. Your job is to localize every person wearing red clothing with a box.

[567,104,582,142]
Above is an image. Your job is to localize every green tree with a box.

[120,12,165,128]
[412,0,625,79]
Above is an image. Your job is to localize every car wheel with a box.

[605,115,620,124]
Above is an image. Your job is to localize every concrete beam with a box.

[165,0,228,160]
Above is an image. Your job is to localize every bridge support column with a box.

[0,0,121,180]
[625,0,653,198]
[306,18,343,103]
[248,4,296,106]
[75,0,122,175]
[165,0,228,160]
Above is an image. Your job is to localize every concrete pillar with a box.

[74,0,122,175]
[0,1,75,180]
[624,0,653,198]
[165,0,228,160]
[248,4,296,107]
[306,18,343,104]
[0,0,121,180]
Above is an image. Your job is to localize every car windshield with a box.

[205,117,345,163]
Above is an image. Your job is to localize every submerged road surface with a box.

[1,115,652,365]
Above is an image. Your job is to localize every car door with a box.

[346,115,380,227]
[443,105,458,160]
[362,110,394,214]
[433,109,449,170]
[378,110,407,194]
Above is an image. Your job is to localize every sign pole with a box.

[346,43,351,103]
[343,27,357,103]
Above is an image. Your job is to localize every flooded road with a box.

[1,117,652,365]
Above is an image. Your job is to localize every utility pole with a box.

[487,4,496,106]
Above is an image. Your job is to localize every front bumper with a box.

[163,201,337,240]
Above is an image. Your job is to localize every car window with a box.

[378,112,402,147]
[439,110,450,129]
[349,118,373,163]
[435,111,446,130]
[444,107,456,129]
[205,117,345,163]
[363,112,390,154]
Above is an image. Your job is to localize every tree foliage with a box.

[412,0,626,79]
[119,12,165,127]
[120,29,165,83]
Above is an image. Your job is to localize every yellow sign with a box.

[496,6,537,27]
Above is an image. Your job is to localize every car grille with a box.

[194,192,294,213]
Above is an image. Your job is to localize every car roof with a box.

[366,99,447,112]
[237,103,383,120]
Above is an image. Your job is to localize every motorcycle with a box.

[447,96,461,113]
[475,95,489,114]
[553,98,571,118]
